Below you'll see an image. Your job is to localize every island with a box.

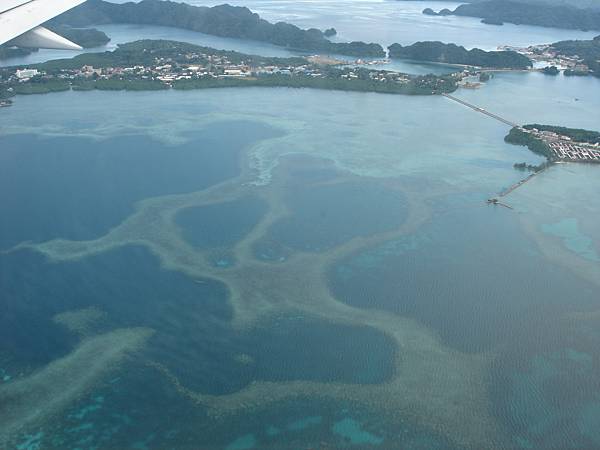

[481,18,503,26]
[505,124,600,162]
[50,25,111,48]
[0,26,110,61]
[541,65,560,75]
[0,40,458,103]
[425,0,600,32]
[49,0,385,57]
[0,47,36,61]
[387,41,532,69]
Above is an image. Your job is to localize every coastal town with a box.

[2,41,598,165]
[2,57,409,86]
[500,43,594,75]
[0,41,457,102]
[524,127,600,162]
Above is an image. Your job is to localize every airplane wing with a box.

[0,0,87,50]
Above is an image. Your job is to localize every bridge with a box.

[442,93,519,128]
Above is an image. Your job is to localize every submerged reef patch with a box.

[0,328,153,447]
[18,151,504,448]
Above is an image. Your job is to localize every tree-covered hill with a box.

[447,0,600,31]
[0,26,110,61]
[550,35,600,76]
[388,41,532,69]
[49,0,384,57]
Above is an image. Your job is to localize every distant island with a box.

[425,0,600,32]
[51,25,111,48]
[0,26,110,60]
[0,40,457,102]
[388,41,532,69]
[49,0,385,57]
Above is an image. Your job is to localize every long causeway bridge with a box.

[440,93,544,205]
[442,93,519,128]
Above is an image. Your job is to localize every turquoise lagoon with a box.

[0,70,599,449]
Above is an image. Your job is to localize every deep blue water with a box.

[176,197,268,250]
[1,75,599,449]
[254,178,408,260]
[330,196,600,354]
[0,121,279,250]
[2,124,600,448]
[0,128,403,449]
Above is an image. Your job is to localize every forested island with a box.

[388,41,532,69]
[51,25,111,48]
[541,65,559,75]
[425,0,600,32]
[0,40,457,101]
[49,0,384,57]
[0,26,110,61]
[504,127,552,158]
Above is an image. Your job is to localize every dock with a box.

[487,163,551,207]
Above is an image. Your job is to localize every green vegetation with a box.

[171,72,457,95]
[73,79,168,91]
[3,40,457,99]
[513,161,551,172]
[0,47,36,60]
[33,40,307,72]
[564,68,589,76]
[50,0,384,57]
[504,127,552,158]
[48,25,110,48]
[0,26,109,61]
[541,65,559,75]
[551,35,600,77]
[0,87,15,100]
[481,18,504,25]
[448,1,600,31]
[10,78,70,95]
[388,41,532,69]
[524,124,600,144]
[479,72,491,81]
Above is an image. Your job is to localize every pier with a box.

[487,163,551,207]
[440,93,544,207]
[442,93,519,128]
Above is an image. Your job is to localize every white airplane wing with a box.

[0,0,87,50]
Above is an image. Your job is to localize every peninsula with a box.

[505,124,600,162]
[0,40,457,102]
[388,41,532,69]
[49,0,385,57]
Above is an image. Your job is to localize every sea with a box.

[1,1,600,449]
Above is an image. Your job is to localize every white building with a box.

[15,68,38,79]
